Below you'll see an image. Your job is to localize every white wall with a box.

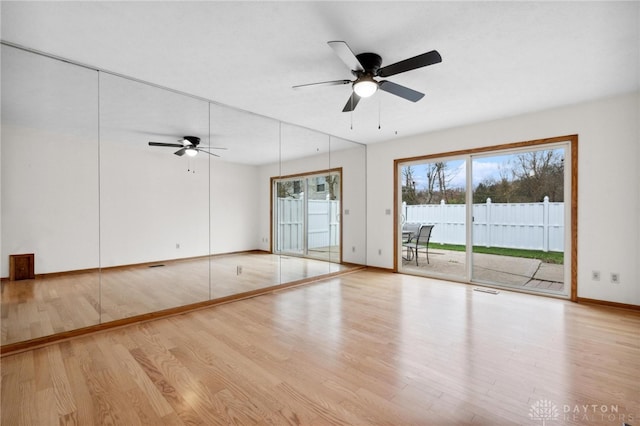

[367,92,640,305]
[1,128,262,273]
[1,125,100,275]
[210,161,260,254]
[98,140,211,268]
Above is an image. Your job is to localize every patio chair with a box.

[402,222,421,260]
[407,224,434,266]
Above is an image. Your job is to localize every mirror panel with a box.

[98,73,210,321]
[1,45,100,344]
[208,103,281,297]
[330,137,367,266]
[277,123,332,280]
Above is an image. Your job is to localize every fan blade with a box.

[377,50,442,77]
[378,80,425,102]
[174,148,187,156]
[328,41,363,72]
[342,92,361,112]
[293,80,351,89]
[197,149,220,157]
[149,142,184,148]
[197,146,227,150]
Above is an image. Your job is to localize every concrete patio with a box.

[401,247,565,293]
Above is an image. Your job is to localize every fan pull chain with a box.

[350,97,354,130]
[378,93,382,130]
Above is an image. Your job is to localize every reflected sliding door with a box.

[273,171,341,262]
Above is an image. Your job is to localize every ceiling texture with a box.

[1,1,639,146]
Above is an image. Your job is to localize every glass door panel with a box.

[307,174,340,262]
[471,147,567,296]
[399,159,467,281]
[275,178,306,256]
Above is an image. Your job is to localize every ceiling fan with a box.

[148,136,226,157]
[293,41,442,112]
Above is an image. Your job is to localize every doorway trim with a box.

[393,135,578,301]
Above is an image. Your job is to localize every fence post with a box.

[543,196,549,252]
[439,199,446,245]
[485,198,492,248]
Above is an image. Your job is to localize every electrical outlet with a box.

[611,273,620,284]
[352,246,356,252]
[592,271,600,281]
[378,249,382,255]
[237,265,243,275]
[176,243,180,249]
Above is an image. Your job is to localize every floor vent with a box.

[473,287,499,295]
[149,264,165,268]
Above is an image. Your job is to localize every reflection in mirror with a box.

[276,124,335,280]
[98,73,210,321]
[0,45,367,349]
[1,45,100,344]
[208,103,281,297]
[330,137,367,266]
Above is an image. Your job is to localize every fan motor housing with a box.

[183,136,200,146]
[355,52,382,74]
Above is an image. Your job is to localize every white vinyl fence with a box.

[403,197,564,252]
[276,198,340,252]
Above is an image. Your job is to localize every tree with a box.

[325,175,339,200]
[402,166,419,204]
[512,150,564,202]
[472,149,564,203]
[277,181,295,198]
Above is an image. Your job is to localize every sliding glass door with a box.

[274,171,341,261]
[397,138,573,298]
[471,146,567,296]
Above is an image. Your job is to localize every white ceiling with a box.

[1,1,639,146]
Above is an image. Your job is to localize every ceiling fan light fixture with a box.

[185,148,198,157]
[353,76,378,98]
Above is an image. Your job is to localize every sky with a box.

[403,149,563,191]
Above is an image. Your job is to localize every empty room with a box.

[1,2,639,425]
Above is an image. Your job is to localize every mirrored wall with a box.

[0,44,366,347]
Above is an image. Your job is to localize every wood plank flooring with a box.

[1,253,350,346]
[1,269,639,425]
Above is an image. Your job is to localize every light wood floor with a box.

[2,269,638,425]
[1,253,351,346]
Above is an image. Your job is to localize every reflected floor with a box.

[1,252,355,346]
[401,248,565,294]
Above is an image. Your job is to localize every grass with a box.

[426,243,564,264]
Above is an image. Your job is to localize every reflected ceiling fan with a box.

[293,41,442,112]
[148,136,226,157]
